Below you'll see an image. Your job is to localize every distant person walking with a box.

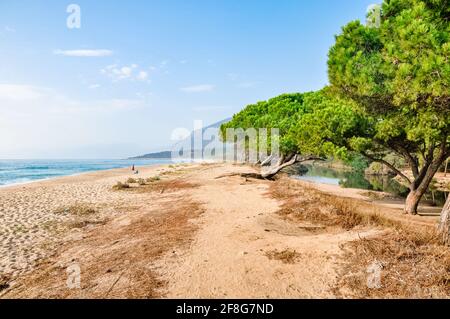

[132,164,135,171]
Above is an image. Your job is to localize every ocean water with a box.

[0,159,173,186]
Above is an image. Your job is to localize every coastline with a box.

[0,160,174,189]
[0,162,188,284]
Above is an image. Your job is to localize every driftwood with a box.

[260,154,274,167]
[215,155,324,180]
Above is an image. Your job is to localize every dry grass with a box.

[133,179,200,194]
[146,176,161,183]
[270,179,398,231]
[54,203,98,216]
[4,196,205,298]
[54,203,107,229]
[265,249,301,264]
[270,177,450,298]
[112,182,130,190]
[66,218,107,229]
[335,230,450,298]
[113,174,197,194]
[0,275,10,292]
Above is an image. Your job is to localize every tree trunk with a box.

[260,154,274,167]
[404,152,448,215]
[404,190,423,215]
[215,155,324,180]
[260,154,299,179]
[438,196,450,246]
[260,154,323,179]
[445,158,448,177]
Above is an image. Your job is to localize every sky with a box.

[0,0,377,159]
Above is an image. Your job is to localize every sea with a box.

[0,159,173,186]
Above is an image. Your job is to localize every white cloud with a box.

[0,84,144,115]
[0,84,48,100]
[88,84,101,89]
[54,49,113,57]
[180,84,215,93]
[0,84,147,158]
[136,71,148,81]
[101,64,149,82]
[160,60,169,68]
[4,26,16,33]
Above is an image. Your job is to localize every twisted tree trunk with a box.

[438,196,450,246]
[260,154,274,167]
[216,154,323,180]
[260,154,300,179]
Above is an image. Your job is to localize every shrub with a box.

[146,176,160,183]
[113,182,130,190]
[54,203,97,216]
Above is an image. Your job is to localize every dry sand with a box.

[0,162,441,298]
[0,164,183,280]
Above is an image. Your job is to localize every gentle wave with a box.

[0,159,172,186]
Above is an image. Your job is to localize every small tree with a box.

[327,0,450,215]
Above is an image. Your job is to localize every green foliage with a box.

[221,89,375,164]
[295,91,370,160]
[222,0,448,191]
[220,93,315,156]
[344,154,370,172]
[328,0,449,162]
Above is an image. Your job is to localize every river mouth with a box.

[290,164,448,208]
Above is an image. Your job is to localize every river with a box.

[291,164,448,207]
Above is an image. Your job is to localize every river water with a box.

[291,164,448,207]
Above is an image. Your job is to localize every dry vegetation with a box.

[54,203,98,216]
[270,178,398,231]
[0,275,9,292]
[0,168,205,298]
[112,181,130,190]
[270,177,450,298]
[265,249,302,264]
[3,185,204,298]
[112,174,199,195]
[54,203,107,230]
[336,231,450,298]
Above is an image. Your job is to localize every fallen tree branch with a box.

[260,154,274,167]
[215,155,324,180]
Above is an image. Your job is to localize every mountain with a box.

[129,118,231,159]
[130,150,172,159]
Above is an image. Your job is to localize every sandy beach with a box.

[0,163,447,298]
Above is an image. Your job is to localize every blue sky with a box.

[0,0,376,159]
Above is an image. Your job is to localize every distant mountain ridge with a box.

[130,151,172,159]
[129,118,231,159]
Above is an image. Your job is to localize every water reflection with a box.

[291,164,448,207]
